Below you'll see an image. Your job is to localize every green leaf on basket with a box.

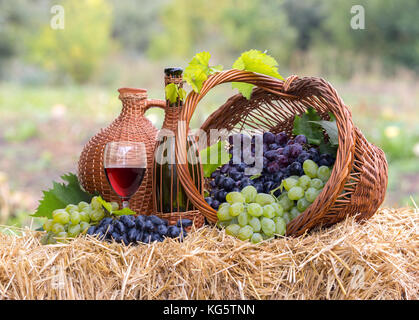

[293,107,324,146]
[319,142,338,156]
[200,140,231,178]
[309,119,339,146]
[184,52,223,93]
[232,49,284,100]
[32,173,96,219]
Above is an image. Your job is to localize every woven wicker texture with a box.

[175,69,388,236]
[152,75,205,228]
[78,88,165,214]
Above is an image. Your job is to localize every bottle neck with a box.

[162,74,184,132]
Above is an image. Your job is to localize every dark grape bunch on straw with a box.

[205,131,335,210]
[87,215,191,245]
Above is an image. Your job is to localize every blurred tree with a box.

[322,0,419,72]
[27,0,113,83]
[283,0,328,51]
[0,0,47,77]
[147,0,297,65]
[109,0,167,53]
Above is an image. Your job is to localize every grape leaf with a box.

[165,83,178,104]
[32,173,95,219]
[232,49,284,99]
[184,52,223,93]
[112,208,136,216]
[309,119,339,146]
[165,83,187,104]
[96,196,136,216]
[200,141,231,178]
[293,107,323,145]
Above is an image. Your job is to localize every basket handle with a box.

[175,70,299,223]
[145,99,166,111]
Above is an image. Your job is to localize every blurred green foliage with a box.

[1,0,419,83]
[27,0,113,83]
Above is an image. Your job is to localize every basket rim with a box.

[175,69,356,236]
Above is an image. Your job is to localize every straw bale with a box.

[0,207,417,300]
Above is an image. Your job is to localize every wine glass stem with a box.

[122,200,129,209]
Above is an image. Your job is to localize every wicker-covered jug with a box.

[78,88,166,214]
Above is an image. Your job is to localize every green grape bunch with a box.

[216,160,333,243]
[40,196,118,245]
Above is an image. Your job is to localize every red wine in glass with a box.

[105,167,146,199]
[104,142,147,209]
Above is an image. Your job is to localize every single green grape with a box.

[219,202,230,210]
[241,185,257,203]
[56,232,68,243]
[110,201,119,211]
[79,210,90,223]
[230,217,239,225]
[305,187,320,203]
[298,175,311,190]
[229,202,244,217]
[70,211,81,225]
[237,211,249,227]
[275,218,287,236]
[90,196,102,210]
[288,186,304,200]
[68,224,81,238]
[278,196,294,211]
[217,221,230,228]
[290,207,300,220]
[282,212,291,224]
[255,193,275,206]
[43,219,54,232]
[317,166,331,182]
[310,178,324,190]
[247,203,263,217]
[261,232,274,241]
[217,205,232,221]
[248,217,261,232]
[51,223,65,235]
[283,178,298,191]
[250,233,263,244]
[47,236,57,245]
[271,203,284,217]
[262,204,276,218]
[261,217,276,236]
[226,224,241,237]
[65,204,78,213]
[226,192,245,204]
[90,209,105,222]
[303,159,318,178]
[79,221,90,233]
[238,226,253,241]
[52,209,70,225]
[78,201,90,211]
[297,198,311,212]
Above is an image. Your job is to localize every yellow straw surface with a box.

[0,207,417,300]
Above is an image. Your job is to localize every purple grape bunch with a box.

[87,215,191,245]
[205,132,336,210]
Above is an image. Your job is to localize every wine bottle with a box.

[153,68,203,213]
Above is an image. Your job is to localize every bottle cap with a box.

[164,67,183,76]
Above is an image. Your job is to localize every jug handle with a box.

[145,99,166,111]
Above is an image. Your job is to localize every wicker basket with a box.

[78,88,166,214]
[175,70,388,236]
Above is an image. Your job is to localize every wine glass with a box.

[104,141,147,209]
